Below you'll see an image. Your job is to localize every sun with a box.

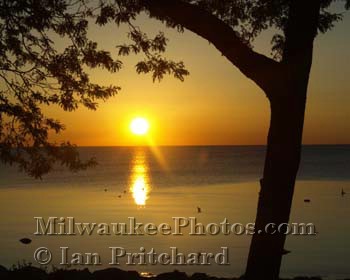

[130,117,149,135]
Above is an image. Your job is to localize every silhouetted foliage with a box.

[106,0,348,59]
[0,0,188,178]
[1,1,349,278]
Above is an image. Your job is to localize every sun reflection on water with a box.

[130,149,151,206]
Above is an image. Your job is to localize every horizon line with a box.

[73,144,350,147]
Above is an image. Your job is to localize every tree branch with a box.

[142,0,282,96]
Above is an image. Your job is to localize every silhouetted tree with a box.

[100,1,349,278]
[1,0,349,279]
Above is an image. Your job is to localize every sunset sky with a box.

[48,8,350,146]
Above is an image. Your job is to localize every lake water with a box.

[0,146,349,278]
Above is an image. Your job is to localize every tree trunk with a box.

[144,1,321,279]
[244,0,321,277]
[245,86,307,280]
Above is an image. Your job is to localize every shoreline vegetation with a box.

[0,265,345,280]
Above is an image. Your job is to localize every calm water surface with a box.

[0,146,349,278]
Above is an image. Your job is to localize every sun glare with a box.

[130,117,149,136]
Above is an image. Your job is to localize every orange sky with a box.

[47,12,350,146]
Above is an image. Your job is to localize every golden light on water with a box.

[132,177,148,206]
[130,149,151,206]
